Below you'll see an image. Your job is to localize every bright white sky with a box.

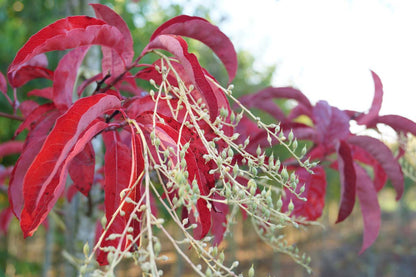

[166,0,416,122]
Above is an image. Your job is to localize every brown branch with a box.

[0,112,24,121]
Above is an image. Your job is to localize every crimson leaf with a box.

[348,135,404,200]
[19,94,119,237]
[335,140,356,223]
[8,16,129,87]
[143,35,218,119]
[91,3,134,79]
[53,46,90,110]
[354,164,381,254]
[150,15,237,82]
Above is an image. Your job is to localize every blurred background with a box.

[0,0,415,276]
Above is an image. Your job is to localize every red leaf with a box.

[7,54,52,88]
[211,194,228,245]
[10,66,54,88]
[354,164,381,254]
[135,62,178,87]
[313,101,350,146]
[348,135,404,200]
[91,4,134,79]
[15,103,56,136]
[0,141,24,158]
[68,142,95,196]
[356,71,383,125]
[97,131,135,265]
[53,46,90,110]
[282,166,327,221]
[19,95,119,236]
[335,140,356,223]
[77,73,103,98]
[0,71,8,95]
[151,15,237,82]
[375,114,416,137]
[239,87,312,112]
[148,120,212,239]
[103,130,132,221]
[143,35,218,119]
[8,16,129,87]
[0,166,13,186]
[19,100,39,118]
[24,120,107,236]
[9,110,61,218]
[27,88,53,100]
[350,144,388,191]
[91,4,133,48]
[0,207,13,235]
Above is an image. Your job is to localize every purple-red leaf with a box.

[375,114,416,137]
[313,101,350,146]
[0,71,8,95]
[28,88,53,101]
[335,140,356,223]
[356,71,383,125]
[77,73,103,98]
[151,15,237,82]
[0,207,13,235]
[348,135,404,200]
[9,110,61,218]
[354,164,381,254]
[239,87,313,112]
[143,35,218,119]
[98,132,132,265]
[91,4,133,48]
[7,54,52,88]
[68,142,95,196]
[281,166,327,221]
[0,141,24,158]
[91,3,134,79]
[19,94,119,236]
[8,16,129,87]
[15,103,56,136]
[10,66,53,88]
[210,194,228,245]
[53,46,90,110]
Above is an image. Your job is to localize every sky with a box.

[166,0,416,123]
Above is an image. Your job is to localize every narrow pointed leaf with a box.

[0,141,24,158]
[91,3,134,79]
[19,95,119,236]
[211,194,228,245]
[8,16,128,86]
[348,135,404,200]
[354,164,381,254]
[335,140,356,223]
[15,103,56,136]
[143,35,218,119]
[151,15,237,82]
[375,114,416,136]
[9,110,61,218]
[314,101,350,146]
[282,166,327,221]
[68,142,95,196]
[18,100,39,118]
[239,87,313,111]
[53,46,90,110]
[21,120,108,237]
[27,88,53,101]
[0,71,7,95]
[10,66,54,88]
[356,71,383,125]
